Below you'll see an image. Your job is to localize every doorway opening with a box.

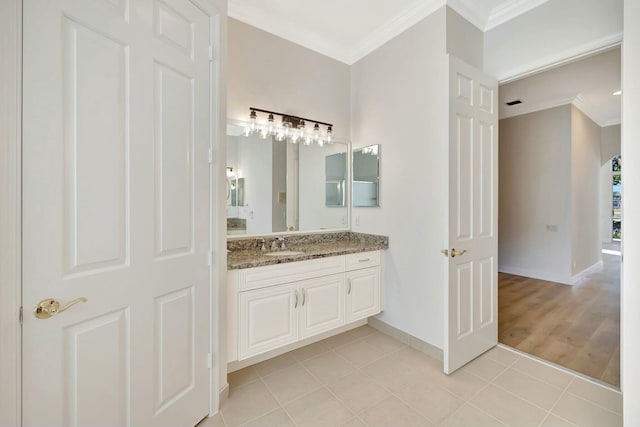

[497,47,622,388]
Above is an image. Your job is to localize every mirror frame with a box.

[352,144,381,208]
[226,119,352,238]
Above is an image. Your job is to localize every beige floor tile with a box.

[197,413,226,427]
[228,366,260,390]
[462,356,508,381]
[511,357,574,389]
[493,368,564,410]
[566,377,623,414]
[220,381,279,427]
[303,351,356,384]
[290,340,332,362]
[392,347,443,376]
[439,404,507,427]
[240,409,295,427]
[361,352,422,390]
[284,388,354,427]
[552,392,623,427]
[359,396,434,427]
[539,414,578,427]
[391,377,464,425]
[328,371,390,414]
[363,332,405,354]
[335,339,389,367]
[348,325,378,340]
[320,332,358,349]
[428,368,489,400]
[341,417,367,427]
[470,384,547,427]
[254,353,298,377]
[483,346,521,366]
[261,364,322,404]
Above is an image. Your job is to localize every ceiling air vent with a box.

[505,99,522,106]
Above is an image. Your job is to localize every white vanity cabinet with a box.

[228,251,382,362]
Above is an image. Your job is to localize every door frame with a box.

[0,0,22,426]
[0,0,228,423]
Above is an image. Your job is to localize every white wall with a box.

[570,106,602,274]
[227,18,351,140]
[499,105,573,283]
[601,124,621,164]
[446,7,483,70]
[350,7,449,348]
[623,0,640,421]
[484,0,623,81]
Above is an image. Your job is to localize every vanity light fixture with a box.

[244,107,334,146]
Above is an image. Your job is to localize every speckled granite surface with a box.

[227,232,389,270]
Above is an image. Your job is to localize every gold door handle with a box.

[451,248,467,258]
[34,297,88,319]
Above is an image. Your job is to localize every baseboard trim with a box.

[367,317,443,362]
[498,265,573,285]
[570,260,604,284]
[218,383,229,407]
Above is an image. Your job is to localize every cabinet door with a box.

[238,283,299,360]
[299,274,346,339]
[346,267,381,322]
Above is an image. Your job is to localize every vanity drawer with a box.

[239,256,346,291]
[345,250,380,271]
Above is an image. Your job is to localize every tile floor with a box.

[199,325,622,427]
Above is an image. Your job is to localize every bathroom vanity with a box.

[226,232,388,366]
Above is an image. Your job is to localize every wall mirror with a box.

[353,144,380,207]
[227,122,349,235]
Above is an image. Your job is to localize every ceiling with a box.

[499,47,621,127]
[228,0,621,126]
[228,0,550,64]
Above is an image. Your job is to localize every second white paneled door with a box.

[444,55,499,374]
[22,0,215,425]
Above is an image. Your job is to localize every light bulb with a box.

[282,120,291,139]
[267,114,275,135]
[249,109,257,133]
[326,126,332,143]
[313,123,320,143]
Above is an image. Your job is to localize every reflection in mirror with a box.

[227,123,349,235]
[353,144,380,207]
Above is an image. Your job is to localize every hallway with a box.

[498,248,621,387]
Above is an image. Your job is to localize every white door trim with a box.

[0,0,22,425]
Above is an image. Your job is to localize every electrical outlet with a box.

[355,216,361,226]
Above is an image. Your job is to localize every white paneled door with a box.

[22,0,213,426]
[444,56,499,374]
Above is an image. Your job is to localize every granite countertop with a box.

[227,232,389,270]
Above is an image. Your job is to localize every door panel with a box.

[239,284,298,360]
[445,55,499,374]
[299,275,345,339]
[346,267,380,322]
[22,0,214,425]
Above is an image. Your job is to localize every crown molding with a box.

[228,1,353,63]
[501,94,613,128]
[485,0,551,30]
[497,31,623,83]
[348,0,446,64]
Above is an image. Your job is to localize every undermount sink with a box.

[264,251,305,257]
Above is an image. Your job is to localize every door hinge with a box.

[207,251,212,266]
[208,46,213,62]
[208,148,212,164]
[19,306,23,326]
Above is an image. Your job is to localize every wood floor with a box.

[498,251,621,387]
